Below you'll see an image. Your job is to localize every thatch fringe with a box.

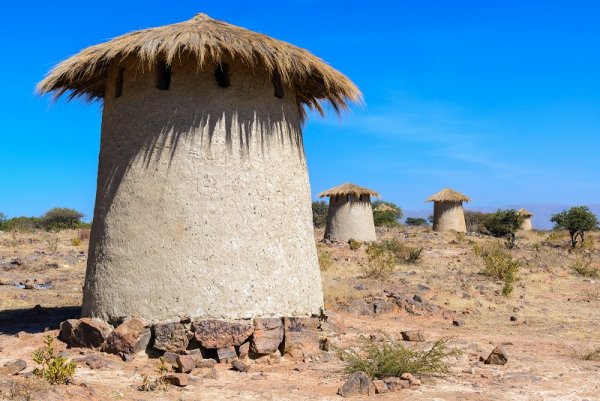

[426,188,471,203]
[37,13,361,117]
[319,183,379,198]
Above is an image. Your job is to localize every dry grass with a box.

[319,183,379,199]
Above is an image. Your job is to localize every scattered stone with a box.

[153,322,189,353]
[193,320,253,349]
[347,299,372,315]
[79,355,106,370]
[196,358,217,368]
[163,373,189,387]
[485,346,509,365]
[372,379,388,394]
[0,359,27,375]
[217,346,237,363]
[176,354,198,373]
[282,317,320,357]
[251,317,284,355]
[238,342,250,359]
[204,367,219,379]
[413,294,424,303]
[510,315,518,322]
[383,377,411,391]
[401,373,421,386]
[372,298,394,314]
[162,351,179,367]
[453,319,464,327]
[321,310,347,334]
[59,318,112,348]
[416,284,430,291]
[102,317,150,355]
[401,330,425,342]
[337,372,376,397]
[232,359,251,373]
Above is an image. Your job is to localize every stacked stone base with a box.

[59,316,322,363]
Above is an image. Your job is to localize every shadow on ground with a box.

[0,306,80,335]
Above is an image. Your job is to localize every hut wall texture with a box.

[81,56,323,323]
[324,195,377,242]
[432,201,467,232]
[520,217,533,231]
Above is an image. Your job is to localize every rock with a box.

[347,299,372,315]
[485,346,508,365]
[413,294,424,303]
[372,298,394,314]
[192,320,253,349]
[176,354,198,373]
[510,315,518,322]
[321,310,347,334]
[102,317,151,355]
[79,355,107,370]
[163,373,189,387]
[452,319,464,327]
[401,330,425,342]
[372,379,388,394]
[153,322,189,353]
[401,373,421,386]
[282,317,320,358]
[204,367,219,379]
[338,372,376,397]
[162,351,179,367]
[196,358,217,368]
[383,377,411,391]
[0,359,27,375]
[251,318,284,355]
[217,346,237,363]
[59,318,112,348]
[238,342,250,359]
[232,359,251,373]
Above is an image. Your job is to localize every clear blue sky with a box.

[1,1,599,225]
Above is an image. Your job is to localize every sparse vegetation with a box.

[372,200,403,227]
[483,209,524,248]
[572,346,600,361]
[138,357,169,392]
[70,237,82,246]
[341,335,455,378]
[551,206,599,248]
[44,234,59,252]
[348,239,362,251]
[33,335,77,385]
[405,217,428,227]
[360,239,422,278]
[475,242,520,296]
[312,201,329,228]
[464,210,491,233]
[318,246,334,271]
[41,208,85,231]
[571,259,599,278]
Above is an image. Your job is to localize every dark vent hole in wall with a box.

[215,63,230,88]
[272,70,284,98]
[115,68,124,98]
[156,61,171,90]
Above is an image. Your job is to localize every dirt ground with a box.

[1,227,599,400]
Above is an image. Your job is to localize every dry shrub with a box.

[340,334,456,378]
[318,246,334,271]
[360,239,423,279]
[348,239,362,251]
[475,242,519,296]
[323,281,363,305]
[138,357,169,391]
[581,284,600,302]
[78,229,91,241]
[43,235,59,253]
[571,259,599,278]
[572,346,600,361]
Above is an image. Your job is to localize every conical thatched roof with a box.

[319,183,379,199]
[518,208,533,217]
[426,188,471,203]
[373,203,396,212]
[37,13,361,117]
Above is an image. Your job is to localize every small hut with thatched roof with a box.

[319,183,378,242]
[518,208,533,231]
[373,203,396,213]
[38,13,360,324]
[426,188,471,232]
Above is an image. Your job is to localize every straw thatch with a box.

[373,203,396,212]
[37,13,360,118]
[319,183,379,199]
[518,208,533,217]
[426,188,471,203]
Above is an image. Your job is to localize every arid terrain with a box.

[1,227,599,400]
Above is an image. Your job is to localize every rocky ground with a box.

[1,227,599,400]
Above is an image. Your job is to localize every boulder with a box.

[485,346,508,365]
[401,373,421,386]
[176,354,198,373]
[0,359,27,375]
[372,298,394,314]
[321,310,347,334]
[238,342,250,359]
[251,318,284,355]
[383,377,410,391]
[102,318,151,355]
[153,322,189,353]
[192,320,253,349]
[163,373,188,387]
[282,317,320,357]
[162,351,179,367]
[59,318,112,348]
[372,379,388,394]
[337,372,376,397]
[232,359,251,373]
[401,330,425,342]
[216,346,237,363]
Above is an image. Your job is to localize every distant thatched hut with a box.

[319,183,379,242]
[426,188,471,232]
[373,203,396,213]
[518,208,533,231]
[38,13,360,323]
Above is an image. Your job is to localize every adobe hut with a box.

[319,183,378,242]
[38,14,360,323]
[518,208,533,231]
[426,188,471,232]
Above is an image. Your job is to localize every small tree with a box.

[464,210,491,233]
[551,206,599,248]
[312,201,329,228]
[41,208,84,231]
[405,217,428,227]
[0,212,6,230]
[483,209,524,248]
[372,200,403,227]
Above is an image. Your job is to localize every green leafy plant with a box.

[348,239,362,251]
[340,335,455,378]
[405,217,428,227]
[41,208,85,231]
[483,209,524,248]
[372,201,403,227]
[361,243,397,278]
[312,201,329,228]
[477,242,520,296]
[551,206,599,248]
[33,335,77,384]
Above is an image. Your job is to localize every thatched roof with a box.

[319,183,379,199]
[518,208,533,217]
[426,188,471,203]
[37,13,361,117]
[373,204,396,212]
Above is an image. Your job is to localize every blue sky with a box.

[1,1,599,227]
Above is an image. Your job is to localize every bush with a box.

[372,201,403,227]
[476,242,520,296]
[139,357,169,391]
[33,335,77,384]
[551,206,599,248]
[0,212,6,230]
[376,238,423,265]
[312,201,329,228]
[464,211,491,233]
[1,216,42,232]
[571,259,599,278]
[360,239,422,278]
[405,217,428,227]
[318,246,334,271]
[348,239,362,251]
[71,237,82,246]
[483,209,524,248]
[341,335,455,378]
[41,208,84,231]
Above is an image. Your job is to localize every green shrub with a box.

[464,211,491,233]
[361,244,397,278]
[41,208,85,231]
[348,239,362,251]
[551,206,599,248]
[483,209,524,248]
[341,335,455,378]
[33,335,77,384]
[372,201,403,227]
[376,238,423,265]
[70,237,82,246]
[478,242,520,280]
[1,216,42,232]
[405,217,428,227]
[571,259,599,278]
[312,201,329,228]
[318,246,334,271]
[0,211,6,230]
